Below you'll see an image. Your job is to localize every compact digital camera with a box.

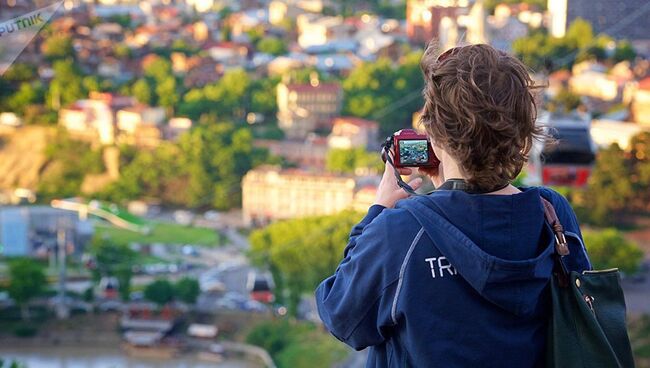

[381,129,440,168]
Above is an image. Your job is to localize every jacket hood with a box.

[398,187,556,317]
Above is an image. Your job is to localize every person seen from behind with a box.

[315,43,592,367]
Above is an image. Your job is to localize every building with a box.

[276,77,343,138]
[0,206,93,258]
[590,119,650,150]
[569,71,621,101]
[58,92,135,145]
[548,0,649,41]
[242,166,378,225]
[628,77,650,126]
[296,14,354,49]
[327,117,379,149]
[254,135,329,168]
[406,0,470,45]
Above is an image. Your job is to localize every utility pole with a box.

[55,217,69,319]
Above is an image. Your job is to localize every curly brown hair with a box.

[419,43,545,191]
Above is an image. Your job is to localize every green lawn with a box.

[95,222,220,246]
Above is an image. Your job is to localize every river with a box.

[0,346,260,368]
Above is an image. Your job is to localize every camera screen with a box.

[398,139,429,165]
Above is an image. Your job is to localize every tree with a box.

[174,277,200,304]
[7,81,45,114]
[629,132,650,212]
[91,237,136,301]
[547,88,582,113]
[326,148,383,174]
[132,78,153,105]
[614,41,636,62]
[144,279,175,306]
[7,258,46,321]
[343,51,424,136]
[583,144,634,225]
[249,211,362,315]
[47,59,86,109]
[42,34,74,61]
[179,68,251,121]
[257,37,287,56]
[583,229,643,275]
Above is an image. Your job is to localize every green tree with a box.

[179,120,268,209]
[343,51,423,136]
[326,147,383,174]
[91,237,136,301]
[179,69,251,121]
[174,277,200,304]
[629,132,650,212]
[583,229,643,274]
[47,59,86,109]
[257,37,287,56]
[583,144,633,225]
[547,88,582,113]
[144,279,175,306]
[42,34,74,61]
[614,41,637,62]
[7,258,46,321]
[132,78,153,105]
[7,81,45,114]
[249,211,361,315]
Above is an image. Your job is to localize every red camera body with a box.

[386,129,440,168]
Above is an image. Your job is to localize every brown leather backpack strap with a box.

[540,198,570,257]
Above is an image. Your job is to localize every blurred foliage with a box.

[583,229,643,274]
[144,279,175,306]
[42,34,74,61]
[46,59,87,110]
[246,319,348,368]
[174,277,200,305]
[249,211,362,315]
[547,88,582,114]
[513,18,636,72]
[7,258,46,321]
[326,147,383,174]
[102,120,270,209]
[630,315,650,368]
[343,51,423,136]
[37,130,104,201]
[484,0,546,13]
[257,37,288,56]
[91,237,136,301]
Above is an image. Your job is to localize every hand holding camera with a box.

[375,129,442,208]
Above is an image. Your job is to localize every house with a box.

[406,0,470,45]
[276,76,343,138]
[296,14,354,49]
[630,77,650,126]
[569,71,621,101]
[590,119,650,150]
[166,117,193,141]
[328,117,379,150]
[254,134,329,168]
[116,105,166,147]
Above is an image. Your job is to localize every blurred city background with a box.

[0,0,649,367]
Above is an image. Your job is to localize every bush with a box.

[246,320,348,368]
[583,228,644,275]
[12,323,38,337]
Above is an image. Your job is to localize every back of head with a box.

[419,43,544,191]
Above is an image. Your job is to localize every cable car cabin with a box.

[247,271,275,303]
[527,114,596,188]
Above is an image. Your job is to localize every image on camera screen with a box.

[399,139,429,165]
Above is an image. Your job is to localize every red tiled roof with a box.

[549,69,571,82]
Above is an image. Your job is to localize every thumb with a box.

[407,177,423,191]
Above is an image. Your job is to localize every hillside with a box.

[0,126,54,191]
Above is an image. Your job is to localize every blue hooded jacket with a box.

[315,186,591,367]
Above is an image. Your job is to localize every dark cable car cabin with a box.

[527,114,596,187]
[247,270,275,303]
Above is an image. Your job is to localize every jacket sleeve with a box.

[315,204,401,350]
